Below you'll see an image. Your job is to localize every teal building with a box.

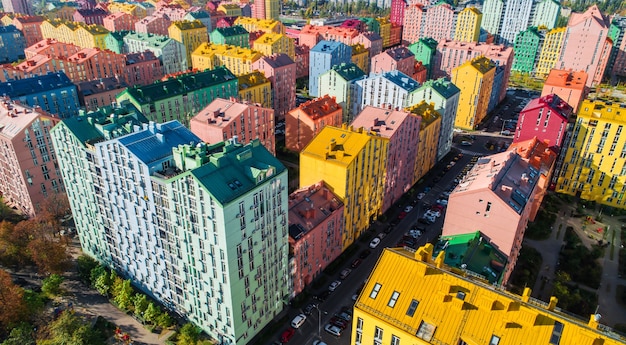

[209,25,250,48]
[105,30,131,54]
[512,27,543,73]
[318,62,366,122]
[408,37,438,79]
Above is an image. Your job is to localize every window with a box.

[356,317,363,331]
[456,291,466,300]
[490,335,500,345]
[549,321,563,344]
[374,327,383,342]
[391,335,400,345]
[485,202,491,212]
[388,291,400,307]
[416,321,436,341]
[369,283,382,299]
[406,299,419,317]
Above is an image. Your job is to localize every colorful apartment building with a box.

[0,25,25,63]
[354,70,420,116]
[556,99,626,208]
[184,10,212,32]
[351,106,421,212]
[191,43,263,76]
[73,8,109,26]
[350,44,369,77]
[402,4,426,45]
[406,101,441,183]
[251,53,296,121]
[480,0,504,37]
[482,0,558,45]
[189,97,275,155]
[168,20,209,64]
[370,46,415,77]
[51,116,289,345]
[1,0,32,15]
[12,15,44,47]
[535,27,565,76]
[285,95,342,152]
[409,78,460,161]
[455,7,482,43]
[557,5,612,86]
[390,0,407,26]
[123,32,187,75]
[135,14,171,36]
[541,69,588,112]
[124,51,164,86]
[103,12,138,32]
[76,76,128,112]
[512,27,543,74]
[40,19,110,50]
[297,24,359,49]
[531,0,561,29]
[0,100,61,217]
[354,245,624,345]
[300,124,388,249]
[295,44,310,78]
[22,38,80,59]
[107,2,148,18]
[514,94,573,150]
[443,150,544,283]
[309,40,352,98]
[498,0,534,46]
[318,62,366,123]
[252,0,279,20]
[407,37,438,79]
[253,32,295,60]
[116,66,238,127]
[237,70,272,109]
[288,181,344,296]
[452,56,495,130]
[354,31,383,60]
[0,72,79,118]
[376,17,392,48]
[210,25,249,48]
[234,17,284,35]
[340,19,365,32]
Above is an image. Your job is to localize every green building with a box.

[209,25,250,48]
[359,17,380,34]
[105,30,131,54]
[408,37,438,79]
[318,62,366,122]
[512,27,543,73]
[116,66,238,127]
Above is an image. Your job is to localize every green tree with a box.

[40,311,105,345]
[144,302,161,324]
[42,274,64,297]
[113,279,133,310]
[133,294,149,318]
[0,270,28,334]
[177,323,201,345]
[1,322,35,345]
[77,255,98,284]
[156,312,173,329]
[22,289,46,315]
[90,266,111,297]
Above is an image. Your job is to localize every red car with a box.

[397,211,407,219]
[281,328,295,343]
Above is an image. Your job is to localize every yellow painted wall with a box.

[536,27,565,76]
[452,56,495,130]
[455,7,482,43]
[407,101,441,183]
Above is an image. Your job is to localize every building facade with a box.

[124,32,188,75]
[168,20,209,64]
[251,54,296,121]
[76,76,128,112]
[285,95,342,152]
[454,7,482,43]
[309,40,352,98]
[451,56,495,130]
[514,94,573,150]
[370,46,415,77]
[406,101,441,182]
[541,69,588,112]
[512,27,543,74]
[318,62,366,123]
[238,71,272,109]
[353,71,420,117]
[0,25,26,63]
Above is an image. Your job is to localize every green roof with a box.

[213,25,249,37]
[434,231,508,284]
[418,78,460,99]
[190,139,286,205]
[120,67,237,104]
[124,32,174,48]
[331,62,365,81]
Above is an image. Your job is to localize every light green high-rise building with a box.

[209,25,250,48]
[318,62,366,123]
[408,37,438,79]
[512,27,544,73]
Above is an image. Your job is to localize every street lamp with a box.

[312,304,327,340]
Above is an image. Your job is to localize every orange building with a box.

[298,24,359,49]
[13,15,44,47]
[541,69,589,112]
[103,12,138,32]
[285,95,342,152]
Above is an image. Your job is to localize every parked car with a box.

[369,237,381,248]
[461,140,472,146]
[337,311,352,322]
[397,211,407,219]
[324,324,342,337]
[418,217,434,225]
[351,258,362,268]
[339,268,352,280]
[417,192,425,200]
[291,314,307,329]
[359,249,371,258]
[281,328,295,343]
[328,280,341,291]
[436,199,448,206]
[304,303,317,315]
[313,341,328,345]
[378,232,386,239]
[404,205,413,213]
[315,290,331,302]
[330,316,348,329]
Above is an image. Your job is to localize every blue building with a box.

[309,40,352,97]
[0,72,80,118]
[0,25,26,63]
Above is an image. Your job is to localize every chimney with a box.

[547,296,558,311]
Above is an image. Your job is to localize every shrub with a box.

[41,274,64,297]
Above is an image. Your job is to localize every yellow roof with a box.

[301,125,384,166]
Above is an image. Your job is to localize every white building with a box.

[123,32,188,75]
[353,70,420,116]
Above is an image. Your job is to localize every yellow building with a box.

[376,17,391,48]
[253,32,295,60]
[556,99,626,208]
[536,27,566,76]
[455,7,482,43]
[300,125,388,249]
[452,56,495,130]
[234,17,285,34]
[353,245,624,345]
[191,43,263,76]
[238,70,272,109]
[107,2,147,19]
[406,101,441,183]
[40,19,109,49]
[169,20,209,64]
[217,3,242,17]
[351,44,369,74]
[0,14,14,26]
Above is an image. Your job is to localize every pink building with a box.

[76,76,128,111]
[434,40,514,103]
[295,44,309,78]
[73,8,109,25]
[135,14,171,36]
[390,23,402,47]
[370,46,415,76]
[252,53,296,121]
[423,3,456,41]
[124,51,164,86]
[154,4,187,21]
[23,39,81,59]
[285,95,342,152]
[189,98,275,155]
[340,19,365,32]
[13,16,44,47]
[298,25,359,49]
[442,151,543,284]
[514,94,573,150]
[402,4,426,45]
[350,106,421,212]
[288,181,344,296]
[557,5,612,87]
[354,31,383,59]
[541,69,588,112]
[0,99,62,218]
[413,61,427,83]
[103,12,138,32]
[215,16,237,28]
[390,0,407,26]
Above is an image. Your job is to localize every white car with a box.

[324,324,342,337]
[329,280,341,291]
[404,205,413,213]
[369,237,381,248]
[417,192,425,200]
[430,210,441,218]
[461,140,472,146]
[436,199,448,206]
[313,341,328,345]
[291,314,307,329]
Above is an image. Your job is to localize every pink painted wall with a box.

[514,95,571,150]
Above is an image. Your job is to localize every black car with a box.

[384,225,393,234]
[359,249,371,259]
[304,303,317,315]
[315,290,331,302]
